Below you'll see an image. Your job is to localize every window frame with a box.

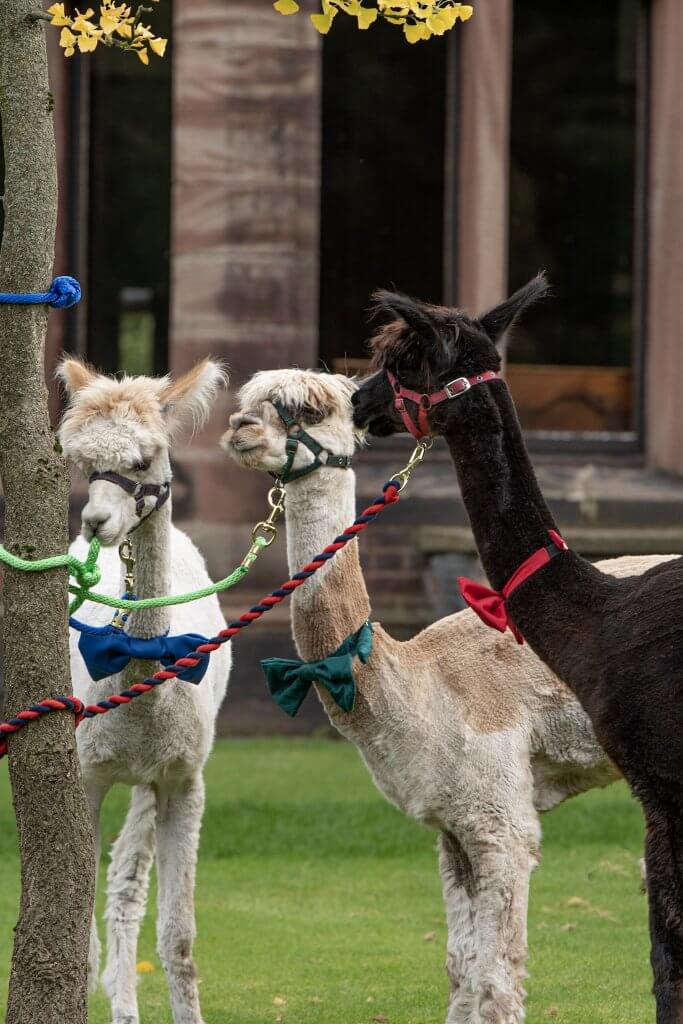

[507,0,652,457]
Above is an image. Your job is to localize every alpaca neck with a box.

[121,501,172,640]
[444,382,560,590]
[284,468,371,662]
[443,381,615,697]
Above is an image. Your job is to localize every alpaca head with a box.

[221,368,358,480]
[352,275,549,437]
[57,358,227,545]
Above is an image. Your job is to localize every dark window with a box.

[86,3,172,375]
[508,0,646,440]
[320,18,452,371]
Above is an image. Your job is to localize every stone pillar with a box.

[457,0,512,314]
[646,0,683,475]
[170,1,321,578]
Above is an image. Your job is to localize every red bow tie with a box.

[458,530,568,644]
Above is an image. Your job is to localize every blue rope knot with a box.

[0,275,82,308]
[48,275,82,308]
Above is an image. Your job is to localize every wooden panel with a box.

[646,0,683,474]
[507,365,632,433]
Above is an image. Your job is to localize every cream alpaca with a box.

[223,368,670,1024]
[58,358,230,1024]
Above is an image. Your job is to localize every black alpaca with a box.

[352,276,683,1024]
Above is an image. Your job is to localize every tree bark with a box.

[0,5,95,1023]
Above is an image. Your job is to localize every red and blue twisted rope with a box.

[0,480,400,758]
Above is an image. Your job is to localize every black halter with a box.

[272,401,353,484]
[89,471,171,524]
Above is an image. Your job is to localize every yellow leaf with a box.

[72,13,99,33]
[136,45,150,64]
[403,21,425,42]
[310,9,336,33]
[455,3,473,21]
[59,25,77,52]
[149,36,167,56]
[427,11,450,34]
[273,0,300,12]
[77,31,99,51]
[116,20,133,37]
[99,12,119,33]
[273,996,287,1006]
[136,960,155,973]
[436,8,458,29]
[357,7,378,29]
[48,3,72,26]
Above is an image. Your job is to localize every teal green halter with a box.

[272,400,353,484]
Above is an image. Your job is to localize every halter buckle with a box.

[444,377,472,399]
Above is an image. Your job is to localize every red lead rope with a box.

[0,481,402,758]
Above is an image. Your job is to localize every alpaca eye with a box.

[299,405,325,425]
[133,459,151,472]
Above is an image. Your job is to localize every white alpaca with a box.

[223,368,671,1024]
[57,357,231,1024]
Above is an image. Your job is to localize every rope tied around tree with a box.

[0,439,431,758]
[0,275,82,308]
[0,479,285,615]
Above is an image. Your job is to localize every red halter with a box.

[386,369,500,439]
[458,530,569,644]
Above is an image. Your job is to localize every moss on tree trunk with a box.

[0,4,95,1022]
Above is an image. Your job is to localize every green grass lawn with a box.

[0,739,651,1023]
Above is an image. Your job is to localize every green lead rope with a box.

[0,535,268,615]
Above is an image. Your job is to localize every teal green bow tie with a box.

[260,621,373,717]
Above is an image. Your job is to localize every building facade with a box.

[30,0,683,729]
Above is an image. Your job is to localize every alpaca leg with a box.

[642,801,683,1023]
[468,838,532,1024]
[439,831,477,1024]
[85,782,108,994]
[155,774,205,1024]
[102,784,157,1024]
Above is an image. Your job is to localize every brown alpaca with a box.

[224,367,670,1024]
[352,277,683,1023]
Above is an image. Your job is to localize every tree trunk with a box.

[0,5,95,1023]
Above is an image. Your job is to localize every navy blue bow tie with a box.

[70,619,211,684]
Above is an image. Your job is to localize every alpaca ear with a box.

[478,273,549,346]
[55,357,96,395]
[372,290,442,347]
[159,358,228,433]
